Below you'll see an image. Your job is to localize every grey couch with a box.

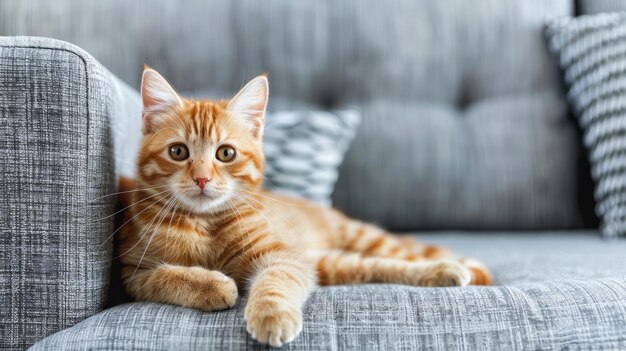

[1,1,626,350]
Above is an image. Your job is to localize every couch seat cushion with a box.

[32,232,626,350]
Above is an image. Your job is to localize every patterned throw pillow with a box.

[263,110,360,205]
[546,13,626,238]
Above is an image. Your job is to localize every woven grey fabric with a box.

[0,0,588,230]
[546,13,626,238]
[31,233,626,350]
[0,37,140,350]
[424,232,626,285]
[263,110,360,205]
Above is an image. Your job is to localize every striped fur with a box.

[119,68,492,347]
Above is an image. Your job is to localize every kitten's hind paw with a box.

[420,260,472,287]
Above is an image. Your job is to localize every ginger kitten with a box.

[118,68,492,347]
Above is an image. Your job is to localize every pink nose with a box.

[194,177,210,189]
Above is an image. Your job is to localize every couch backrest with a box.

[0,0,571,103]
[1,0,596,229]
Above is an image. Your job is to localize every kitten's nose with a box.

[194,177,211,189]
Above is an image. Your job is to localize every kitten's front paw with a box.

[187,268,238,311]
[245,299,303,347]
[420,260,471,287]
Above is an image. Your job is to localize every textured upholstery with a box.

[546,13,626,238]
[32,233,626,350]
[0,37,141,350]
[0,0,588,230]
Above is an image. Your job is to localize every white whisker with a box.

[129,195,178,282]
[98,190,173,249]
[233,191,298,234]
[231,193,276,231]
[91,185,169,200]
[115,192,174,260]
[91,189,171,222]
[165,196,182,249]
[236,188,307,207]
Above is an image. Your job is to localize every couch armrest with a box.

[0,37,141,350]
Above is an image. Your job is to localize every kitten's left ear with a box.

[141,67,183,134]
[227,75,269,138]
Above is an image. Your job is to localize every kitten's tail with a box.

[460,258,493,286]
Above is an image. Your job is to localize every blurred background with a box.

[0,0,605,230]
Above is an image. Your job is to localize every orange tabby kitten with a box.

[118,68,492,347]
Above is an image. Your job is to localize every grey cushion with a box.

[546,13,626,238]
[0,37,141,350]
[264,110,360,205]
[32,233,626,350]
[0,0,587,230]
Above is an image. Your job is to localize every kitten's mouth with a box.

[189,189,221,200]
[177,185,233,213]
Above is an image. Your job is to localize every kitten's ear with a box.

[227,75,268,138]
[141,67,183,134]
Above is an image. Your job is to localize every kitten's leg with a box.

[122,264,238,311]
[336,219,447,260]
[223,241,316,347]
[312,250,471,287]
[335,219,492,285]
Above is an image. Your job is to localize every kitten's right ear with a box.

[141,67,183,134]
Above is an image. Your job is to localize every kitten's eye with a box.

[169,144,189,161]
[216,145,236,162]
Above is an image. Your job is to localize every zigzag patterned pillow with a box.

[546,13,626,238]
[263,110,360,205]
